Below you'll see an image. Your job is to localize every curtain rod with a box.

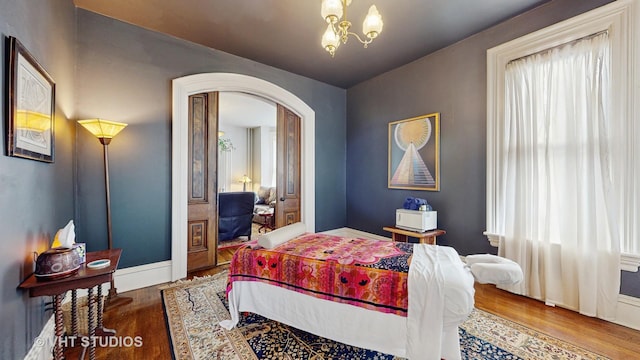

[507,29,609,65]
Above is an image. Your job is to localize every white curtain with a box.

[219,150,232,192]
[498,32,621,319]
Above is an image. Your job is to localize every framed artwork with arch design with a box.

[6,36,55,163]
[388,112,440,191]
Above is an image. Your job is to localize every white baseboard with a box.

[113,260,173,293]
[615,294,640,330]
[61,260,174,301]
[24,314,55,360]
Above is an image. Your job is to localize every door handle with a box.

[280,197,285,201]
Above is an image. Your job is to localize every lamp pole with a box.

[99,137,133,310]
[100,138,113,249]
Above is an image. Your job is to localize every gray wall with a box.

[345,0,640,295]
[75,10,347,268]
[0,0,76,357]
[622,271,640,298]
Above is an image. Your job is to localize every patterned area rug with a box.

[161,272,609,360]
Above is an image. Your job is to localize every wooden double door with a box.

[186,91,301,272]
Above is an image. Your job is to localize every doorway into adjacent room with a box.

[186,91,301,272]
[172,73,316,281]
[216,92,277,265]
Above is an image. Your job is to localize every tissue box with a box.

[72,243,86,264]
[35,245,85,279]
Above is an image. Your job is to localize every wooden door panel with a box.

[187,220,213,267]
[188,94,208,203]
[276,104,301,228]
[188,220,208,251]
[187,92,218,272]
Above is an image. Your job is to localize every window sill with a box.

[483,232,500,248]
[622,253,640,273]
[484,232,640,272]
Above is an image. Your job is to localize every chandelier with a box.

[321,0,384,57]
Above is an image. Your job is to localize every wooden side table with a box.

[383,226,446,245]
[18,249,122,360]
[257,211,275,233]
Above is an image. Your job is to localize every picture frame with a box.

[388,112,440,191]
[6,36,55,163]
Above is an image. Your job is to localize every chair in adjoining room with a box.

[218,192,255,242]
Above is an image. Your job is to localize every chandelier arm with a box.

[345,31,373,46]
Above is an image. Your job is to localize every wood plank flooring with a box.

[65,264,640,359]
[474,284,640,359]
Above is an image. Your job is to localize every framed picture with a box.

[388,113,440,191]
[6,36,55,162]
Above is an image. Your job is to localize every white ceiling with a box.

[73,0,550,89]
[219,92,276,129]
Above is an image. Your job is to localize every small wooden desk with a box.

[383,226,446,245]
[18,249,122,360]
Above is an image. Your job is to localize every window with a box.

[487,0,639,265]
[485,0,639,317]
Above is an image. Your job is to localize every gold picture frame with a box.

[388,113,440,191]
[6,36,56,163]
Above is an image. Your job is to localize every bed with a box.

[219,225,476,360]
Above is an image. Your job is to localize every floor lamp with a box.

[78,119,133,309]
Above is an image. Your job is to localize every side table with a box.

[383,226,446,245]
[18,248,122,360]
[258,211,275,233]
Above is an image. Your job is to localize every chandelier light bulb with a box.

[321,0,343,24]
[322,24,340,56]
[363,5,383,39]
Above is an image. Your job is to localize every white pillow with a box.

[465,254,523,285]
[465,254,517,265]
[470,263,523,285]
[257,222,307,249]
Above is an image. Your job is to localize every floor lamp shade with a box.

[78,118,131,309]
[78,119,127,144]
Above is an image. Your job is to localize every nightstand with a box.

[383,226,446,245]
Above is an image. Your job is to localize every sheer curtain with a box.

[498,32,621,319]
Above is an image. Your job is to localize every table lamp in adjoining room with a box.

[239,175,252,192]
[78,118,132,309]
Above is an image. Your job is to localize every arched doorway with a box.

[171,73,316,280]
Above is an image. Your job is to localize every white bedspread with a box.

[407,244,445,359]
[220,244,475,359]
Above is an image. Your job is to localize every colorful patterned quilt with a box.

[227,233,416,316]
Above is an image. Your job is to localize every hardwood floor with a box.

[217,246,237,265]
[66,265,640,359]
[474,284,640,359]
